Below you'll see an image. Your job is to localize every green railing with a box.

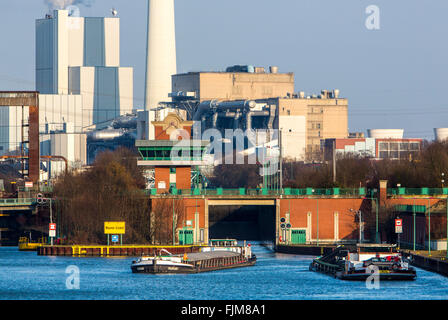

[0,198,36,206]
[394,204,427,213]
[388,188,448,196]
[144,187,368,197]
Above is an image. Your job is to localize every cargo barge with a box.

[309,244,416,281]
[131,245,256,274]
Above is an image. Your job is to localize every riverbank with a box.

[37,244,204,257]
[402,250,448,277]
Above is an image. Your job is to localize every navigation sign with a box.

[49,223,56,238]
[111,235,119,243]
[395,219,403,234]
[104,222,125,234]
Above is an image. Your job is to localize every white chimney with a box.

[143,0,177,139]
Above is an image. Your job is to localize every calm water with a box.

[0,244,447,300]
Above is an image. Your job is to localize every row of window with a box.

[139,147,205,161]
[378,142,420,152]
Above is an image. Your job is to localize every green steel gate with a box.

[291,229,306,244]
[179,228,194,245]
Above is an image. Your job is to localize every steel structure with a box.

[0,92,39,182]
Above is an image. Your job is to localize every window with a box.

[170,167,176,174]
[378,142,388,151]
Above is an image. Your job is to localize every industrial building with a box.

[36,9,133,128]
[434,128,448,142]
[171,68,295,102]
[168,66,348,162]
[322,129,422,161]
[1,9,134,179]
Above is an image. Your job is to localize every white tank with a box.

[367,129,404,139]
[434,128,448,142]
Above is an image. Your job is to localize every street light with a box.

[413,198,416,252]
[172,197,175,246]
[428,198,431,257]
[312,189,319,246]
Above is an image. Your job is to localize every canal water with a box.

[0,244,448,300]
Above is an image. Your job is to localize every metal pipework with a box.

[88,129,126,141]
[193,100,256,122]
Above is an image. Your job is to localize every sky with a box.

[0,0,447,140]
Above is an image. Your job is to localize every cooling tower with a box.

[367,129,404,139]
[434,128,448,142]
[144,0,177,111]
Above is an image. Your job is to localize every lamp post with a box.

[172,197,175,246]
[428,198,431,257]
[358,210,363,244]
[313,191,319,246]
[413,198,416,252]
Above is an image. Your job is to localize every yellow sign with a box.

[104,222,125,234]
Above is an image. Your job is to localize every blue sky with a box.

[0,0,447,139]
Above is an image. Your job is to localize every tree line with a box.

[210,140,448,190]
[53,147,185,245]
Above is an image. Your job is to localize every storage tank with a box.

[434,128,448,142]
[367,129,404,139]
[269,66,279,74]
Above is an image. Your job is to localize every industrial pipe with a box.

[0,155,68,175]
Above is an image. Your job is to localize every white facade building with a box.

[279,115,306,161]
[434,128,448,142]
[1,9,134,178]
[36,10,133,128]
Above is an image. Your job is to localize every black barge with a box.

[131,245,256,274]
[309,244,417,281]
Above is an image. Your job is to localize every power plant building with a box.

[1,9,134,179]
[172,70,295,102]
[322,128,422,161]
[36,9,133,129]
[170,67,348,161]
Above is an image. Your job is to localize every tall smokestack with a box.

[145,0,176,112]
